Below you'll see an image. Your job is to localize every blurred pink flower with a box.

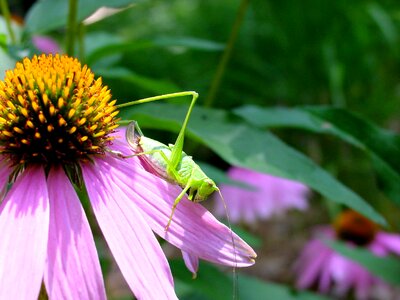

[32,35,61,54]
[214,167,309,223]
[0,55,256,299]
[294,212,400,300]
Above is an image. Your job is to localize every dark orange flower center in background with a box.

[334,210,378,246]
[0,54,119,167]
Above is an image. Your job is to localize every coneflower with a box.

[214,167,309,224]
[0,54,256,299]
[294,210,400,300]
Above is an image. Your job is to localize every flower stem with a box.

[0,0,16,44]
[66,0,78,56]
[204,0,250,107]
[78,23,85,62]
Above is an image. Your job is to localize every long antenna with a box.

[217,188,238,299]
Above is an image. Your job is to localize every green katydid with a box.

[118,92,238,295]
[117,91,221,231]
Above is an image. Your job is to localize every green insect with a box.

[118,91,221,231]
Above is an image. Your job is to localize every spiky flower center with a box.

[0,54,119,167]
[334,210,378,246]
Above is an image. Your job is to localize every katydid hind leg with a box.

[117,90,199,175]
[168,92,198,172]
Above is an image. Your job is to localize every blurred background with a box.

[2,0,400,299]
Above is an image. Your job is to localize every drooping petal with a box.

[295,239,329,289]
[44,167,106,300]
[330,255,353,297]
[102,155,256,268]
[182,251,199,278]
[82,159,177,300]
[215,167,309,223]
[374,232,400,255]
[353,264,373,300]
[0,166,49,299]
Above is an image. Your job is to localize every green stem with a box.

[204,0,250,107]
[78,23,85,61]
[66,0,78,56]
[0,0,16,44]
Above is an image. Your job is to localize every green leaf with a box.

[238,275,329,300]
[171,260,327,300]
[153,36,224,51]
[234,105,400,205]
[86,36,223,65]
[120,103,386,225]
[25,0,138,33]
[329,240,400,285]
[170,259,234,300]
[96,67,180,95]
[367,3,398,47]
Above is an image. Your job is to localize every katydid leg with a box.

[165,180,192,231]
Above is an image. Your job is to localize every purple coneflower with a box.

[294,210,400,300]
[214,167,309,223]
[0,54,256,299]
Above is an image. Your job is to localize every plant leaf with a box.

[86,36,223,65]
[234,105,400,205]
[170,260,328,300]
[25,0,138,33]
[97,67,180,95]
[120,103,386,225]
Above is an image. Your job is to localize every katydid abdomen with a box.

[126,121,219,230]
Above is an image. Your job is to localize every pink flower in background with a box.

[214,167,309,223]
[0,55,256,299]
[32,35,61,54]
[294,211,400,300]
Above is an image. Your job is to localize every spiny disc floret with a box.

[0,54,119,166]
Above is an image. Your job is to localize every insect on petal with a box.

[104,155,256,268]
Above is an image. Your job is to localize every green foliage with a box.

[121,103,386,225]
[234,105,400,204]
[171,260,328,300]
[25,0,138,33]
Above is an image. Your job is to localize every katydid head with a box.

[193,178,219,202]
[126,121,144,151]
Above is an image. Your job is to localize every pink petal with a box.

[0,166,49,299]
[103,155,256,268]
[82,160,177,300]
[44,167,106,299]
[295,240,330,289]
[353,265,373,300]
[374,232,400,255]
[32,36,61,54]
[182,251,199,278]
